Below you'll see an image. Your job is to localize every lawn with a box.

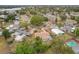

[55,34,73,41]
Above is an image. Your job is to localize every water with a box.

[66,41,77,47]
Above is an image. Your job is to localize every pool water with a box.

[66,41,77,47]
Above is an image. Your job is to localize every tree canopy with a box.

[2,29,11,39]
[15,36,74,54]
[30,15,48,26]
[15,37,49,54]
[30,15,44,26]
[50,38,74,54]
[74,28,79,37]
[75,16,79,23]
[5,14,15,22]
[20,20,28,29]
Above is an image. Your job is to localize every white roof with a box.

[14,20,19,25]
[6,27,9,29]
[0,31,2,35]
[51,29,64,35]
[71,27,76,32]
[15,35,25,41]
[6,24,14,29]
[0,8,21,11]
[45,14,56,20]
[72,27,75,30]
[0,15,7,18]
[9,24,14,28]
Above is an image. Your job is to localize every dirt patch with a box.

[0,37,11,54]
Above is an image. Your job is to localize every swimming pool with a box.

[66,41,77,47]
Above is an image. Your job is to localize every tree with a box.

[16,41,35,54]
[29,10,37,15]
[50,38,74,54]
[71,16,75,20]
[75,16,79,23]
[19,8,26,15]
[74,28,79,37]
[2,29,11,39]
[60,14,67,21]
[20,20,28,29]
[30,15,44,26]
[15,37,49,54]
[5,14,15,22]
[43,17,48,22]
[33,37,48,53]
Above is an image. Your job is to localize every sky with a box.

[0,0,78,5]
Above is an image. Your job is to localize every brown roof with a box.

[34,28,50,40]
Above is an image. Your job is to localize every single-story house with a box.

[35,28,52,41]
[0,28,2,36]
[1,8,21,14]
[70,12,79,16]
[6,20,20,32]
[15,16,20,20]
[51,28,64,35]
[65,13,71,19]
[44,13,56,24]
[14,34,26,41]
[0,15,7,19]
[65,19,77,26]
[6,24,19,32]
[20,15,29,22]
[11,28,31,41]
[13,20,20,26]
[11,30,26,41]
[71,27,76,32]
[60,25,76,33]
[6,24,14,29]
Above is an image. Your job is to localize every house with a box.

[6,24,14,32]
[65,13,71,19]
[13,20,20,26]
[0,28,2,36]
[15,16,20,20]
[11,30,26,41]
[44,13,56,24]
[30,28,37,34]
[65,19,77,26]
[34,28,52,41]
[50,24,59,29]
[70,12,79,16]
[0,8,21,14]
[14,34,26,41]
[51,28,64,35]
[20,15,29,22]
[60,26,76,33]
[6,23,19,32]
[71,27,76,32]
[11,28,31,41]
[0,15,7,19]
[6,20,20,32]
[60,19,77,33]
